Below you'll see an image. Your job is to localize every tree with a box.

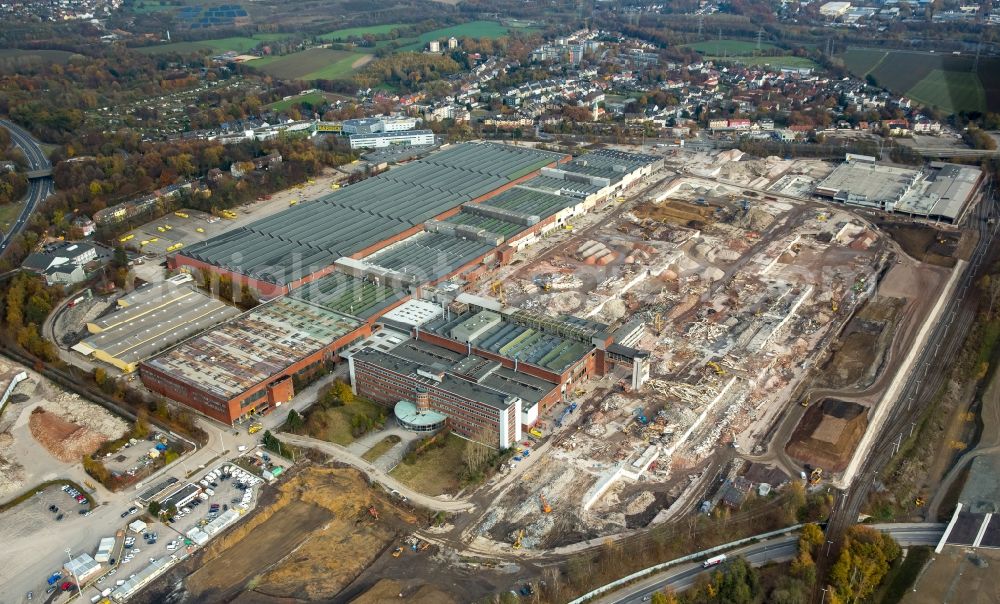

[332,379,354,404]
[650,589,679,604]
[800,523,825,552]
[286,409,304,432]
[93,367,107,386]
[133,408,151,439]
[462,424,494,477]
[82,455,111,485]
[148,501,161,516]
[829,526,901,602]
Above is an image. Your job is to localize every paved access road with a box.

[598,524,944,604]
[278,432,476,513]
[0,119,54,255]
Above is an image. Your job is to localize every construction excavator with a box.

[512,529,525,549]
[540,494,552,514]
[706,361,726,376]
[491,280,506,306]
[652,312,664,334]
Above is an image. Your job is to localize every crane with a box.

[540,494,552,514]
[512,529,525,549]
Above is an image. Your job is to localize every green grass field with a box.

[268,91,330,111]
[361,435,401,463]
[303,398,384,446]
[840,48,889,76]
[319,23,410,41]
[0,49,75,64]
[248,48,368,80]
[134,34,290,55]
[0,201,24,234]
[707,55,818,70]
[839,47,995,114]
[390,432,467,496]
[684,39,778,56]
[396,21,510,52]
[129,0,176,13]
[908,69,986,114]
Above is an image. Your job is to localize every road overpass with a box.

[588,523,945,604]
[0,118,54,255]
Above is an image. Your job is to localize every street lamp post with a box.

[826,539,834,557]
[821,587,828,604]
[66,548,82,597]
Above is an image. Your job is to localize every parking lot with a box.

[78,464,263,604]
[7,484,97,599]
[100,433,176,484]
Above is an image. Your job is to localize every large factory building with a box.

[142,142,659,445]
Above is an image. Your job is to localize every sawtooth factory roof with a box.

[177,142,563,285]
[363,231,497,281]
[287,272,404,320]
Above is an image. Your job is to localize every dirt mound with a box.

[786,399,868,472]
[735,207,774,231]
[351,578,458,604]
[28,407,107,462]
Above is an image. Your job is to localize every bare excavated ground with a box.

[141,464,418,604]
[815,297,906,391]
[28,407,107,463]
[785,398,869,472]
[185,500,332,601]
[904,548,1000,604]
[351,578,459,604]
[878,222,962,267]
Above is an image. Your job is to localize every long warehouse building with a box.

[143,143,660,444]
[169,142,568,296]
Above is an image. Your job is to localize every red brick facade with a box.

[140,323,372,424]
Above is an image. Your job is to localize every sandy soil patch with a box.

[28,407,109,463]
[352,53,374,69]
[352,578,459,603]
[148,466,416,602]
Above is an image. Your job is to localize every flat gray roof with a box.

[484,185,579,216]
[83,285,240,367]
[896,163,981,221]
[386,338,557,405]
[177,142,563,285]
[446,212,526,237]
[143,297,363,399]
[816,161,918,205]
[352,342,520,411]
[560,148,659,184]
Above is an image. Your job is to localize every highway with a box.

[0,119,54,255]
[598,524,944,604]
